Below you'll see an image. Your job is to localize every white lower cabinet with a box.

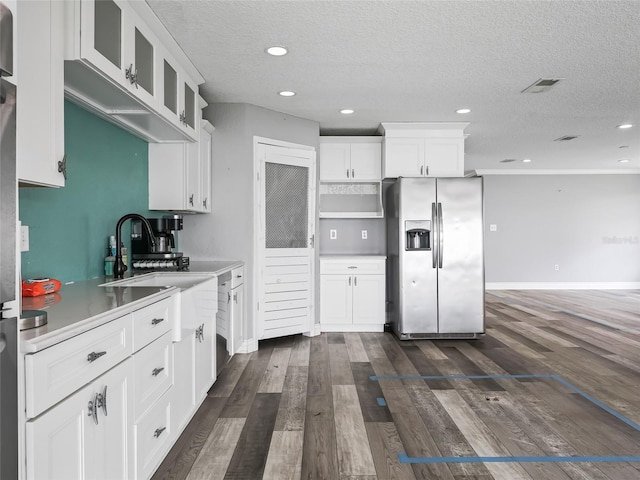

[134,389,172,480]
[171,329,196,435]
[26,358,134,480]
[216,266,245,357]
[169,317,215,440]
[194,318,215,402]
[23,284,220,480]
[320,257,386,332]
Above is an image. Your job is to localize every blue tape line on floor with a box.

[398,453,640,464]
[376,397,387,406]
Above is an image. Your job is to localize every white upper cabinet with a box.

[148,119,214,213]
[320,137,382,181]
[16,0,65,187]
[63,0,204,143]
[380,122,468,178]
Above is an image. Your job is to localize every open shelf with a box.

[319,181,384,218]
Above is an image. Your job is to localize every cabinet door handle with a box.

[87,351,107,363]
[152,367,165,377]
[189,194,194,206]
[426,165,429,176]
[354,276,357,286]
[203,198,208,208]
[346,168,350,178]
[233,292,238,303]
[347,266,357,269]
[236,274,243,279]
[227,292,231,303]
[348,276,351,286]
[57,154,67,180]
[151,317,164,325]
[420,165,424,176]
[154,426,167,438]
[351,168,355,178]
[125,64,138,88]
[100,386,108,417]
[88,393,99,425]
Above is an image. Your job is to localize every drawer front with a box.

[133,332,173,421]
[231,266,244,288]
[132,297,173,352]
[135,390,172,480]
[320,258,385,275]
[25,315,133,418]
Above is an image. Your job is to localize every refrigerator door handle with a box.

[431,202,438,268]
[437,202,444,268]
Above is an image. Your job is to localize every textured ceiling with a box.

[146,0,640,172]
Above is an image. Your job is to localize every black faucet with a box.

[114,213,157,279]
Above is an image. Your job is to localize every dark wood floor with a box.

[152,289,640,480]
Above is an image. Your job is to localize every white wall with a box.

[483,174,640,288]
[181,103,319,348]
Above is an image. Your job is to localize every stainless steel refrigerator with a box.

[0,3,18,479]
[386,177,484,339]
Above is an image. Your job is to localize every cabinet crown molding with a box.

[378,122,469,138]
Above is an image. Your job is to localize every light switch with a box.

[490,224,497,232]
[330,229,337,240]
[20,225,29,252]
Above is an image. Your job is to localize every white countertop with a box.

[20,259,244,353]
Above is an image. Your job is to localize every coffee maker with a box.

[131,215,189,271]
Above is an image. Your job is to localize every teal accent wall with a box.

[19,101,153,283]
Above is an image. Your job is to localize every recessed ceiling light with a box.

[278,90,296,97]
[266,46,288,56]
[522,159,532,163]
[456,108,471,114]
[340,109,354,115]
[618,159,630,163]
[617,123,633,129]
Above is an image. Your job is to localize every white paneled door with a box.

[256,142,316,340]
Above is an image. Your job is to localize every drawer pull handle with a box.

[236,275,242,279]
[348,266,357,269]
[88,393,99,425]
[152,367,165,377]
[87,351,107,363]
[151,317,165,325]
[154,426,167,438]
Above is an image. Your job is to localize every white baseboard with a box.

[303,323,322,337]
[236,338,258,353]
[320,323,385,332]
[486,282,640,290]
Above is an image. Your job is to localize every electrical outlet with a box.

[330,229,337,240]
[20,225,29,252]
[490,224,497,232]
[554,264,560,271]
[361,230,368,240]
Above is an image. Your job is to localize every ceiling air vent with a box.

[521,78,563,94]
[554,135,580,142]
[500,158,517,163]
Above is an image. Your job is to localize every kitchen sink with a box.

[101,272,214,290]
